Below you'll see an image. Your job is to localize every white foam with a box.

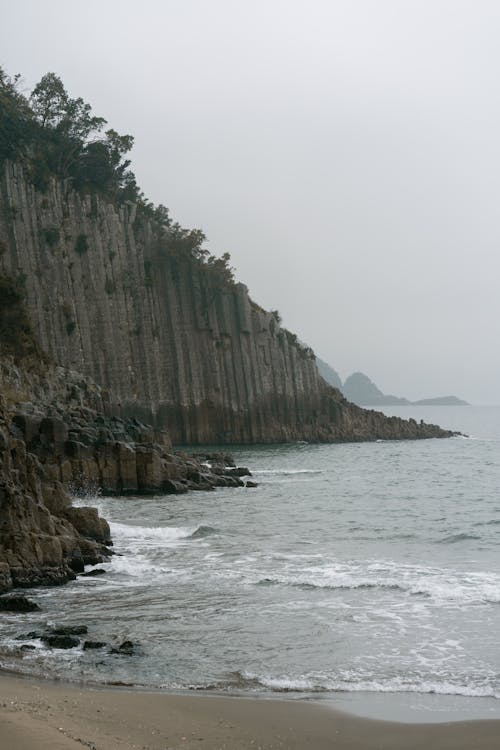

[241,670,500,699]
[253,559,500,606]
[110,522,197,542]
[251,469,323,476]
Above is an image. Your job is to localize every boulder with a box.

[63,506,111,544]
[42,634,80,649]
[51,625,87,636]
[0,595,40,612]
[110,639,136,655]
[80,567,106,577]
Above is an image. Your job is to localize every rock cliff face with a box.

[0,161,451,443]
[0,356,258,591]
[0,391,111,593]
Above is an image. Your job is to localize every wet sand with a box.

[1,673,499,750]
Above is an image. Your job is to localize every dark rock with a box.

[81,568,106,577]
[51,625,88,636]
[63,507,111,544]
[68,550,85,573]
[0,595,40,612]
[83,640,107,649]
[224,467,251,478]
[0,428,8,451]
[20,644,36,651]
[161,479,188,494]
[39,417,68,447]
[110,639,136,655]
[16,631,43,640]
[246,481,258,488]
[11,414,41,446]
[42,634,80,649]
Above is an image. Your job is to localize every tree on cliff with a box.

[0,273,48,364]
[0,69,135,199]
[28,73,136,198]
[0,68,34,161]
[0,66,236,287]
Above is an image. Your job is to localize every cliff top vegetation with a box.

[0,67,234,286]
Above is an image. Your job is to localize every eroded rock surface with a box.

[0,394,111,593]
[0,161,454,444]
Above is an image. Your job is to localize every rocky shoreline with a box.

[0,352,457,596]
[0,360,254,594]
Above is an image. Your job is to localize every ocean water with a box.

[2,405,500,719]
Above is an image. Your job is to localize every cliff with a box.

[0,390,111,593]
[0,351,264,591]
[0,160,453,444]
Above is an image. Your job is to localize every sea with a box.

[2,404,500,722]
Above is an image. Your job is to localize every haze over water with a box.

[1,405,499,720]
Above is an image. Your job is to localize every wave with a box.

[110,521,195,541]
[437,533,482,544]
[251,469,323,476]
[189,525,219,539]
[256,578,405,594]
[253,561,500,605]
[234,671,500,699]
[110,522,217,543]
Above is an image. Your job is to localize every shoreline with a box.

[1,672,500,750]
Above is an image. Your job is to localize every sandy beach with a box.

[0,673,499,750]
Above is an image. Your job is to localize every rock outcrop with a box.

[0,355,257,592]
[1,357,257,496]
[0,393,111,593]
[0,161,453,444]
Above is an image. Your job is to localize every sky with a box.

[1,0,499,403]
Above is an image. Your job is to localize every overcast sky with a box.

[1,0,499,403]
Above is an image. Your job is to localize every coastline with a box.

[1,673,500,750]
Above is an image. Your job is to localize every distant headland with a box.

[316,360,469,407]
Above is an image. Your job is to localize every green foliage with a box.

[66,320,76,335]
[1,66,237,293]
[144,259,153,288]
[165,224,208,261]
[104,277,116,294]
[74,233,89,254]
[0,68,36,162]
[42,226,60,247]
[0,273,48,362]
[136,201,172,228]
[154,223,235,287]
[280,328,316,359]
[0,67,136,200]
[204,251,234,286]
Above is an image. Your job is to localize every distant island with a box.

[316,361,469,407]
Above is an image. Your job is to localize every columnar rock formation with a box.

[0,358,254,592]
[0,161,451,444]
[0,393,111,593]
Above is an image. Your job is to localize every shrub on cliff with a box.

[0,66,236,289]
[0,68,136,200]
[0,69,36,162]
[0,273,48,365]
